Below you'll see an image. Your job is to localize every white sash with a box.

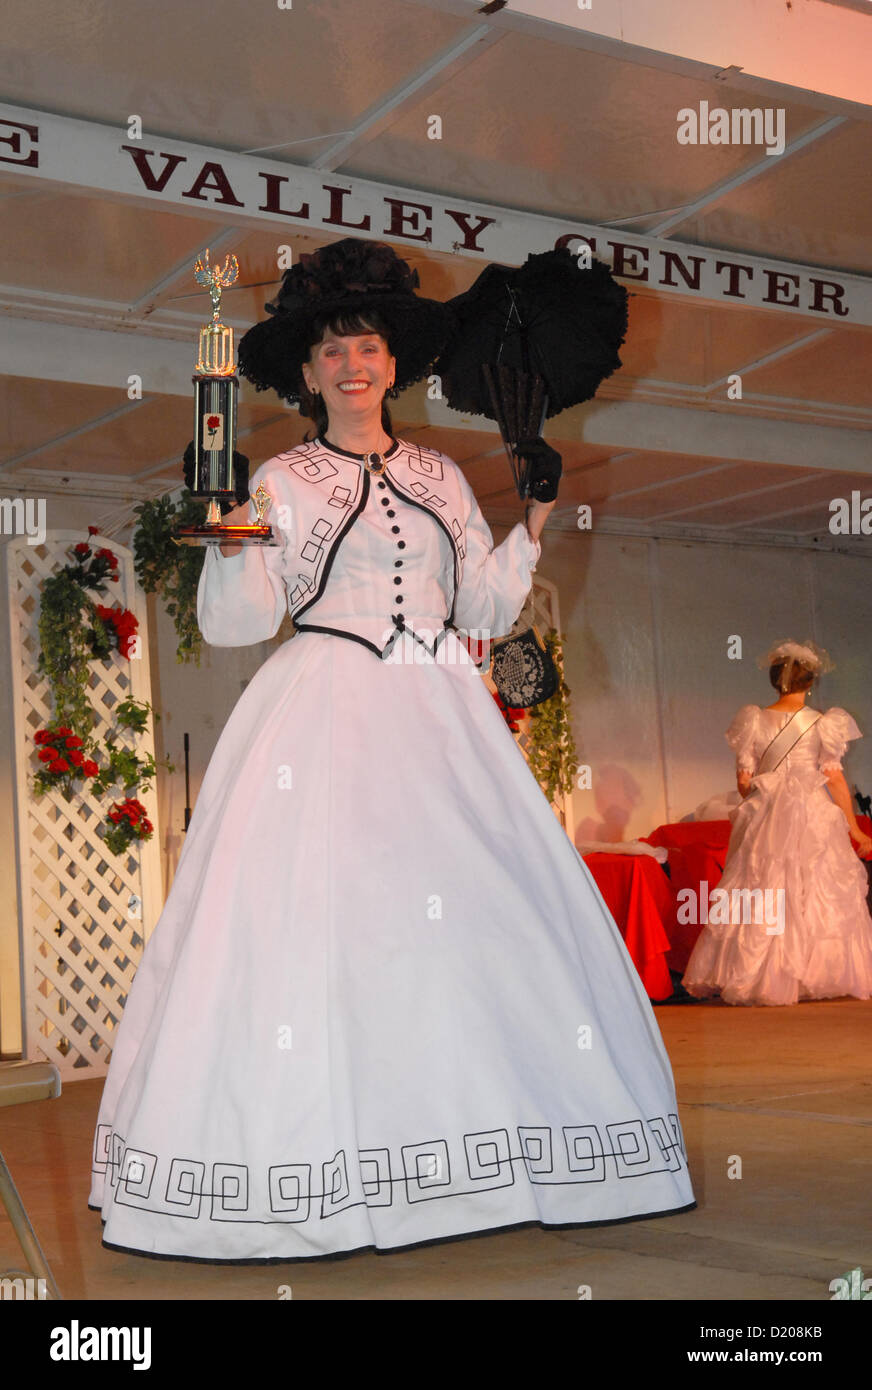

[756,706,822,775]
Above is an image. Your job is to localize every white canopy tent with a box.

[0,0,870,546]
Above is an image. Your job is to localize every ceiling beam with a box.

[3,313,870,463]
[649,118,845,238]
[304,24,506,171]
[2,316,870,476]
[0,397,150,473]
[651,470,829,523]
[403,0,872,117]
[590,460,740,506]
[732,494,845,528]
[703,327,833,390]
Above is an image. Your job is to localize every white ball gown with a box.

[683,703,872,1007]
[89,437,694,1262]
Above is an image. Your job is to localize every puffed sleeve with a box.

[725,705,762,773]
[451,464,541,638]
[816,707,862,773]
[196,464,292,647]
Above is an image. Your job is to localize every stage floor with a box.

[2,998,869,1300]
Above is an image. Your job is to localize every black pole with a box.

[183,732,191,831]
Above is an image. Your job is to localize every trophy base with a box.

[173,523,279,547]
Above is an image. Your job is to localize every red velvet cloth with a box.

[643,822,732,972]
[582,853,675,1000]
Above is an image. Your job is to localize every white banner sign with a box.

[2,103,870,325]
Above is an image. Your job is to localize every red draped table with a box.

[643,821,733,973]
[581,852,675,1000]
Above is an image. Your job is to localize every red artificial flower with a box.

[69,750,84,768]
[57,726,72,736]
[73,542,90,556]
[34,730,48,745]
[65,735,83,749]
[87,525,100,535]
[490,688,525,733]
[93,604,139,658]
[207,414,220,430]
[50,758,70,773]
[82,759,99,776]
[108,811,122,824]
[38,749,54,763]
[142,818,154,834]
[96,548,117,564]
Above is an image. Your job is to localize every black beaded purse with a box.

[489,620,559,709]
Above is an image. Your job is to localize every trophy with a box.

[174,250,277,546]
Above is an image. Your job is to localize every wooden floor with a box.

[1,998,869,1300]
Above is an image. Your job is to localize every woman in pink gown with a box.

[683,641,872,1007]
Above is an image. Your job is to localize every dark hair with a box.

[299,308,396,441]
[769,661,815,694]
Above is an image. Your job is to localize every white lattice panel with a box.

[5,532,163,1078]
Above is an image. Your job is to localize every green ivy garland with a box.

[526,629,579,807]
[132,491,207,665]
[36,543,118,741]
[34,535,172,857]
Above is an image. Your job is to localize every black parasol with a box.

[434,248,628,497]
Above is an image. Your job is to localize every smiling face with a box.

[301,323,396,428]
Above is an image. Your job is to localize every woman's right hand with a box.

[217,500,251,557]
[850,828,872,858]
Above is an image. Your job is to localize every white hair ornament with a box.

[757,639,834,692]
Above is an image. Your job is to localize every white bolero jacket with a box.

[196,436,541,659]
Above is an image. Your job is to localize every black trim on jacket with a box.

[291,467,371,625]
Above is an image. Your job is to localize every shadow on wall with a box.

[573,621,613,699]
[574,762,642,844]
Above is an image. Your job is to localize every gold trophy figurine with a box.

[174,250,276,546]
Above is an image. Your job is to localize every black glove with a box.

[512,437,562,503]
[182,441,250,516]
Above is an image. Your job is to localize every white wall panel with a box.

[529,528,872,841]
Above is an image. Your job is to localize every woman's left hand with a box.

[514,437,563,502]
[850,828,872,858]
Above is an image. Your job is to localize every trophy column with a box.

[175,249,276,547]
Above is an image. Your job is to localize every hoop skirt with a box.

[89,443,694,1261]
[683,705,872,1007]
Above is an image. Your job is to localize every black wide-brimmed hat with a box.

[237,238,453,406]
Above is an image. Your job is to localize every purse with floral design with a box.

[487,594,559,708]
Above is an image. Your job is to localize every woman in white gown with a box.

[89,240,694,1262]
[683,640,872,1007]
